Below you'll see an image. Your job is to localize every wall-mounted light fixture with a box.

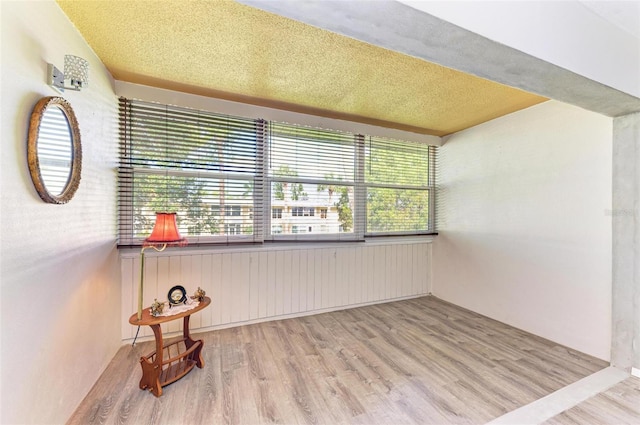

[48,55,89,92]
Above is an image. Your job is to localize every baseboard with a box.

[632,367,640,378]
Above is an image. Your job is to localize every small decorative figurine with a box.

[150,299,165,317]
[192,287,206,302]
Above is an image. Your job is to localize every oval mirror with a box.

[27,96,82,204]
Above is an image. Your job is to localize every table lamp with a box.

[137,212,188,320]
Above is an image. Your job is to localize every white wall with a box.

[0,2,121,423]
[399,0,640,99]
[434,101,612,360]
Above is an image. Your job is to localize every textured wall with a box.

[433,101,613,360]
[0,2,120,423]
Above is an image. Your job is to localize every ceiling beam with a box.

[240,0,640,118]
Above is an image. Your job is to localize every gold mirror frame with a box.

[27,96,82,204]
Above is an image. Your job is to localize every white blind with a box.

[365,136,437,234]
[118,98,437,246]
[118,98,264,246]
[267,122,363,241]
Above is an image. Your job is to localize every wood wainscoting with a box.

[121,240,433,341]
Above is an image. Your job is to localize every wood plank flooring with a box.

[544,376,640,425]
[68,296,607,425]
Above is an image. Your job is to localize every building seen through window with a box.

[117,98,436,246]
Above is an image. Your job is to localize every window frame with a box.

[117,98,265,247]
[272,207,283,219]
[363,136,437,236]
[118,98,437,247]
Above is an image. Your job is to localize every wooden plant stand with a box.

[129,296,211,397]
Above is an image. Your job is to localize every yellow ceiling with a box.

[56,0,547,137]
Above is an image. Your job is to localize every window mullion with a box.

[354,134,366,240]
[429,145,438,232]
[257,119,269,242]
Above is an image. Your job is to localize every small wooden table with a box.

[129,296,211,397]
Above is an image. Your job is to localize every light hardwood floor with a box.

[69,296,608,425]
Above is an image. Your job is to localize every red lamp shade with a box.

[143,212,187,247]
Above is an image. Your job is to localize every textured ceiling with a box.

[56,0,547,137]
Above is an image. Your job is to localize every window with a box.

[118,98,436,246]
[225,205,241,216]
[291,207,314,217]
[292,225,308,234]
[117,98,264,246]
[225,223,242,235]
[365,136,436,234]
[268,122,358,240]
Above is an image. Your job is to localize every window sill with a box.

[119,234,437,258]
